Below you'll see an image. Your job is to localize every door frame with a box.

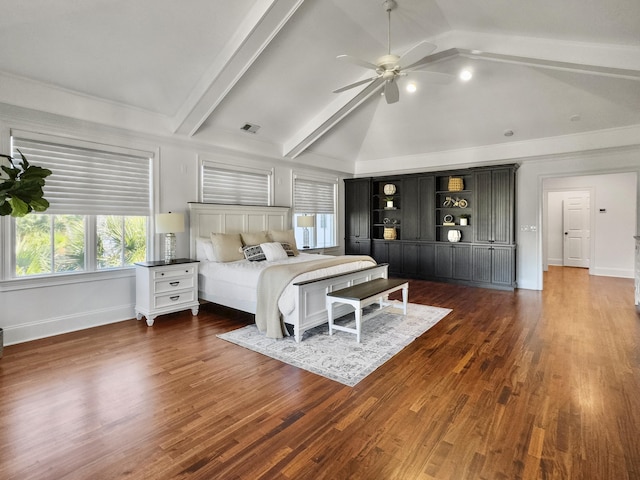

[542,185,595,274]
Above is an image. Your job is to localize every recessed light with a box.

[570,114,581,122]
[406,82,417,93]
[459,69,473,81]
[504,129,514,137]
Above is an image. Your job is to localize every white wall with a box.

[517,148,640,290]
[544,174,636,277]
[0,107,348,345]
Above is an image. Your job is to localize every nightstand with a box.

[134,258,200,326]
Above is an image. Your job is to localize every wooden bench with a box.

[326,278,409,343]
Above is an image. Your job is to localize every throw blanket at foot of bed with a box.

[255,255,376,339]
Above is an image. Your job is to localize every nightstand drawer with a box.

[154,276,195,294]
[154,289,196,309]
[153,266,196,279]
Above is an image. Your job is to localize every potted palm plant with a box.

[0,150,51,217]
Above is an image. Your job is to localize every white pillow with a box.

[195,237,216,261]
[260,242,288,262]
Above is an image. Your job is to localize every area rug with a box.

[217,302,451,386]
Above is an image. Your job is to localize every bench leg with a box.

[355,305,362,343]
[402,285,408,315]
[327,300,334,336]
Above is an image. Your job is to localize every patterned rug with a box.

[217,302,452,386]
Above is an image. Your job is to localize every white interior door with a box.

[563,193,590,268]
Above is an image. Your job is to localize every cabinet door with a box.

[435,244,453,278]
[419,176,436,241]
[472,245,493,283]
[491,245,515,286]
[418,243,435,278]
[402,243,419,276]
[345,179,370,239]
[452,244,472,280]
[491,169,513,244]
[346,237,371,256]
[388,242,403,275]
[473,245,515,286]
[436,244,471,280]
[403,176,435,241]
[372,240,401,274]
[371,240,388,265]
[402,178,420,240]
[474,168,514,244]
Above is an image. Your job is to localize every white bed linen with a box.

[199,253,376,316]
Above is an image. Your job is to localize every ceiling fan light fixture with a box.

[406,82,417,93]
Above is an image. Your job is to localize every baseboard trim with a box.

[3,304,135,346]
[591,267,634,279]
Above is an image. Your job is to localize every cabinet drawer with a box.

[154,276,195,294]
[153,266,196,279]
[154,289,196,309]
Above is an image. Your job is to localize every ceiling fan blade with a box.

[408,70,455,85]
[383,79,399,104]
[333,75,380,94]
[336,54,379,71]
[398,41,437,70]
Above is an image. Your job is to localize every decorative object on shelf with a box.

[384,196,394,209]
[443,196,468,208]
[448,176,464,192]
[383,183,396,195]
[297,214,316,249]
[459,214,470,226]
[384,227,397,240]
[156,212,185,263]
[448,229,462,242]
[443,214,455,226]
[0,150,52,217]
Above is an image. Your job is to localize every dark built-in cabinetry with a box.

[344,165,517,290]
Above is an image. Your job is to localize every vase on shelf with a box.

[448,230,462,242]
[384,227,397,240]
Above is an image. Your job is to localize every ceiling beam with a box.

[171,0,305,137]
[283,78,385,159]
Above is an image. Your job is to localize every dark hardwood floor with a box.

[1,267,638,479]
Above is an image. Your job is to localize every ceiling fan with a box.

[333,0,452,104]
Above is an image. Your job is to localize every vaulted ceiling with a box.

[0,0,639,174]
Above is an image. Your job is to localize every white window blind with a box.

[12,134,151,216]
[202,163,270,206]
[294,178,335,214]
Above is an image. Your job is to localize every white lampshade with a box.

[155,213,185,234]
[297,215,315,228]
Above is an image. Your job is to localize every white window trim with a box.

[1,129,158,285]
[199,157,274,206]
[292,171,339,247]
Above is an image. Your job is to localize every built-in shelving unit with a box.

[344,165,518,290]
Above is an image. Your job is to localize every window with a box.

[201,160,272,206]
[293,175,337,249]
[10,131,152,278]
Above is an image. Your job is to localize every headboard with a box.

[188,203,291,259]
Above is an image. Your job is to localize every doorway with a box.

[545,190,591,269]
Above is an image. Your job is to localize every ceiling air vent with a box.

[240,123,260,134]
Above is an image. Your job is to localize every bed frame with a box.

[188,202,389,341]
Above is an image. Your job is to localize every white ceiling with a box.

[0,0,638,173]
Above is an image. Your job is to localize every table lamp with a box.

[156,212,185,262]
[297,215,315,249]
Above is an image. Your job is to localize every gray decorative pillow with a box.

[280,242,295,257]
[243,245,266,262]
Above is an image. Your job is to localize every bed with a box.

[188,203,388,341]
